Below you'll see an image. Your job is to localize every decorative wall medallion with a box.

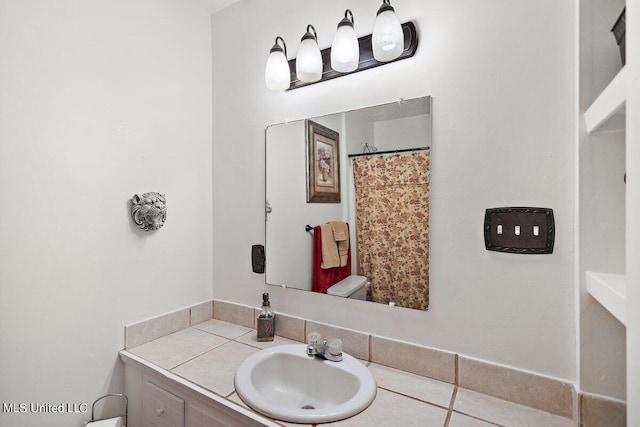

[131,192,167,231]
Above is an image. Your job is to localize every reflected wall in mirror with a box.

[266,96,431,310]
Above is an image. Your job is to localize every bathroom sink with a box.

[234,344,377,423]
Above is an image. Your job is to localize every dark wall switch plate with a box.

[252,244,265,273]
[484,207,555,254]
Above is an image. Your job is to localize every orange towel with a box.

[320,223,340,269]
[312,225,352,293]
[329,221,349,267]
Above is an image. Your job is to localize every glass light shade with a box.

[296,26,322,83]
[372,9,404,62]
[331,24,359,72]
[265,37,291,91]
[265,50,291,91]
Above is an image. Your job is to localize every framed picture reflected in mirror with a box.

[306,120,340,203]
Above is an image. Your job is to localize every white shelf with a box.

[584,67,627,134]
[586,271,627,325]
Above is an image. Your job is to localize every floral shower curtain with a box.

[352,151,430,310]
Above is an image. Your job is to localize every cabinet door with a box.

[187,402,259,427]
[143,380,185,427]
[188,402,230,427]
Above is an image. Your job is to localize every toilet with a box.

[327,275,369,300]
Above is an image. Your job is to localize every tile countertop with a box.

[121,318,576,427]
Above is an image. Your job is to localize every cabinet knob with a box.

[155,407,165,416]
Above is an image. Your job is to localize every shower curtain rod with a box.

[347,146,430,158]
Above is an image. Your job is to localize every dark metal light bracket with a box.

[484,207,555,254]
[287,21,418,90]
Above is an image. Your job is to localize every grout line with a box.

[191,323,251,339]
[233,330,257,346]
[451,410,505,427]
[376,386,452,412]
[449,386,458,410]
[454,353,459,385]
[167,340,232,370]
[212,300,218,320]
[576,391,582,426]
[444,411,452,426]
[443,386,458,427]
[250,307,256,330]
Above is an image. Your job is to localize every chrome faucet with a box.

[306,333,343,362]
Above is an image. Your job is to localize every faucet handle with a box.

[307,331,322,345]
[328,338,343,356]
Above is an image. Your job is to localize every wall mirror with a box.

[265,96,432,311]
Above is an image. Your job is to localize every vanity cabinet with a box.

[188,402,238,427]
[143,381,185,427]
[121,351,277,427]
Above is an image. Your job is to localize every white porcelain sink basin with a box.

[234,344,377,423]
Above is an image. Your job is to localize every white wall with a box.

[212,0,576,383]
[0,1,213,426]
[345,111,375,155]
[265,116,345,290]
[374,115,430,152]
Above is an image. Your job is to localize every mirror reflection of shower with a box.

[265,96,432,311]
[350,149,430,310]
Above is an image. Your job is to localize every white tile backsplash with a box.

[125,307,190,349]
[124,299,588,423]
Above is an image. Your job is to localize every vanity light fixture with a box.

[265,4,418,91]
[372,0,404,62]
[265,37,291,91]
[296,25,323,83]
[330,10,359,73]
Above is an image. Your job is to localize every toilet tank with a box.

[327,275,368,300]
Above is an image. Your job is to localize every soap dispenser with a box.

[257,293,275,342]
